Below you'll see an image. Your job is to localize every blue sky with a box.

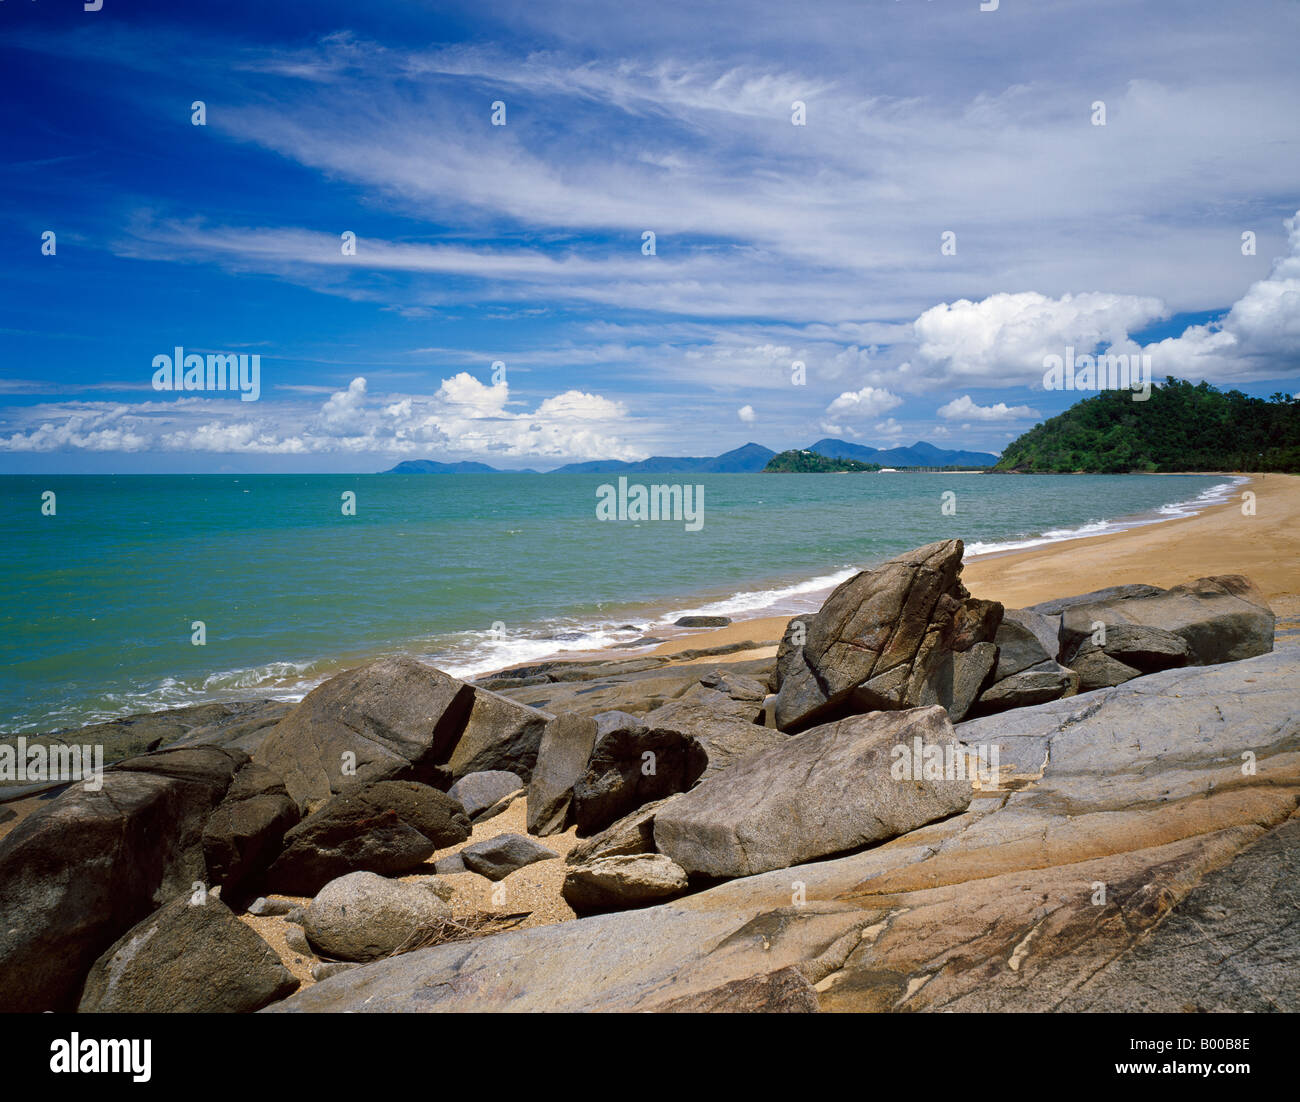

[2,0,1298,473]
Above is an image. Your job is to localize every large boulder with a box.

[1027,583,1165,617]
[264,781,467,895]
[304,871,453,962]
[444,689,552,783]
[774,540,1002,731]
[563,854,690,913]
[255,657,476,808]
[1053,575,1273,668]
[344,780,471,845]
[654,705,974,879]
[265,815,434,897]
[526,713,599,836]
[0,766,232,1012]
[1065,623,1191,690]
[78,895,299,1013]
[571,715,708,835]
[202,782,300,909]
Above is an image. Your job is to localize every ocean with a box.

[0,471,1241,733]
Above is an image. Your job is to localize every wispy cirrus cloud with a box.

[2,1,1298,468]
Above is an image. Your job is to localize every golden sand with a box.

[236,793,579,989]
[644,472,1300,663]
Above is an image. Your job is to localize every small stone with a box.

[460,834,559,881]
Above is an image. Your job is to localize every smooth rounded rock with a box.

[304,871,452,962]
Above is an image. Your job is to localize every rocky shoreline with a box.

[1,537,1296,1013]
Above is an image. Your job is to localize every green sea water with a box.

[0,471,1240,733]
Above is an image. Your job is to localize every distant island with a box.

[995,380,1300,474]
[763,449,881,473]
[383,459,540,474]
[384,439,1001,475]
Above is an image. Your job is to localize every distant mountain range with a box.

[384,439,999,474]
[807,439,1001,469]
[545,442,778,474]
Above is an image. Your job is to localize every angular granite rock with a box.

[202,787,300,909]
[263,780,466,895]
[991,608,1061,679]
[255,657,476,808]
[444,688,552,783]
[78,895,298,1013]
[1064,622,1191,690]
[669,671,769,723]
[565,795,678,865]
[526,712,599,836]
[562,853,690,913]
[1068,648,1144,691]
[640,700,787,780]
[655,705,974,879]
[972,660,1079,716]
[459,833,559,881]
[571,716,708,834]
[0,766,230,1012]
[774,540,1002,731]
[318,780,470,845]
[1055,575,1273,668]
[447,770,525,822]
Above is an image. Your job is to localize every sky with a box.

[1,0,1298,473]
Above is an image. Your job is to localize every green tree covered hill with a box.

[995,380,1300,473]
[763,449,882,473]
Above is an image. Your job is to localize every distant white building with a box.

[878,467,898,473]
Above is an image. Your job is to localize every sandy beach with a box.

[638,473,1300,668]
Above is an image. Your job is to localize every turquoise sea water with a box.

[0,471,1240,733]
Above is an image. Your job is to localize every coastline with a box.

[5,471,1290,731]
[571,472,1300,671]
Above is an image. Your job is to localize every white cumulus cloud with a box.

[937,395,1042,421]
[911,291,1166,387]
[824,386,903,420]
